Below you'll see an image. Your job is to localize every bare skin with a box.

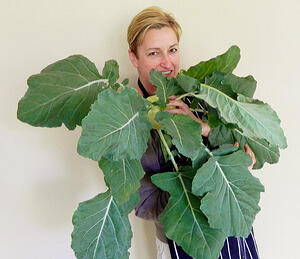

[234,142,257,170]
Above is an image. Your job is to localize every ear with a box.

[128,49,138,68]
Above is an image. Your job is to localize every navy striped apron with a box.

[167,228,260,259]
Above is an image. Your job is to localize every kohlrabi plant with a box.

[17,46,287,259]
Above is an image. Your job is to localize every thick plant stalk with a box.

[157,129,196,215]
[157,129,179,172]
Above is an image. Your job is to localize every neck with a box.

[139,78,156,96]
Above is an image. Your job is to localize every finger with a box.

[244,144,249,153]
[166,103,187,112]
[167,101,189,111]
[234,142,240,147]
[168,96,177,100]
[165,102,189,114]
[164,109,185,114]
[248,157,256,170]
[244,144,254,156]
[168,100,185,106]
[166,100,178,107]
[244,144,256,170]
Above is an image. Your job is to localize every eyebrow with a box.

[146,43,179,51]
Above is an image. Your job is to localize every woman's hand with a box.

[165,96,211,137]
[234,142,257,170]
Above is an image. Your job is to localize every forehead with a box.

[139,27,178,49]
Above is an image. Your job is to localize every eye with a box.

[170,48,178,53]
[148,51,159,56]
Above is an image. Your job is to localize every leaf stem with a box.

[201,143,214,158]
[157,129,179,172]
[190,108,208,114]
[158,130,213,171]
[176,92,195,100]
[157,130,206,243]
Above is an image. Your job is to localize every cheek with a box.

[138,63,154,80]
[173,55,180,66]
[172,56,180,75]
[143,60,160,74]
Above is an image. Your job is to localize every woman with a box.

[127,6,259,259]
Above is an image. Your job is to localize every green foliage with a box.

[77,87,152,161]
[17,45,287,258]
[192,150,264,237]
[71,190,139,259]
[209,125,280,169]
[17,56,114,130]
[151,171,226,259]
[182,45,240,82]
[149,70,183,107]
[155,112,204,161]
[99,158,145,204]
[205,72,257,98]
[185,81,287,148]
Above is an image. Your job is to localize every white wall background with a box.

[1,0,299,258]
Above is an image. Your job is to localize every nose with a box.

[160,54,172,68]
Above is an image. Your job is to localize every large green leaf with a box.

[156,112,204,161]
[190,82,287,148]
[151,171,226,259]
[205,72,236,98]
[207,107,223,128]
[182,45,240,82]
[98,158,145,204]
[211,144,239,157]
[17,55,112,130]
[77,87,152,161]
[102,60,119,86]
[222,73,257,98]
[192,151,265,236]
[71,190,139,259]
[191,147,210,169]
[149,70,183,106]
[175,73,199,92]
[209,125,280,169]
[205,72,257,98]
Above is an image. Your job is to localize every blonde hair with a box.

[127,6,182,56]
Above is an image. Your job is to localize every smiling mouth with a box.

[161,71,172,76]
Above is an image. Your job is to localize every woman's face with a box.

[128,26,180,95]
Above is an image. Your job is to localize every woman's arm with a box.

[165,96,211,137]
